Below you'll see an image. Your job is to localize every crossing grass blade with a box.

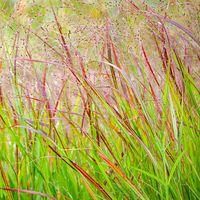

[0,1,199,199]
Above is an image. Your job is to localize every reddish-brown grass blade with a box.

[0,162,13,200]
[126,0,140,10]
[49,144,112,199]
[51,6,72,65]
[13,28,20,83]
[0,59,2,73]
[25,96,45,103]
[0,188,56,200]
[53,82,66,117]
[149,83,162,122]
[98,152,146,199]
[82,178,98,200]
[75,51,87,79]
[106,19,118,90]
[15,57,59,65]
[70,160,112,200]
[149,12,200,46]
[141,45,160,86]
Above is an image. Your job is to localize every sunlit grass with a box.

[0,0,199,199]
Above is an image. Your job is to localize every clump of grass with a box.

[0,1,199,199]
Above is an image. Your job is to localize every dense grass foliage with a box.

[0,0,199,199]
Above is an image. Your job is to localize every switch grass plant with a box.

[0,0,199,199]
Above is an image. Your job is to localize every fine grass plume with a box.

[0,0,199,199]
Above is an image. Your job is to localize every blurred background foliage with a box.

[0,1,199,199]
[0,0,199,93]
[0,0,199,77]
[0,0,199,36]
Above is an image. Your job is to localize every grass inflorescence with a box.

[0,0,199,199]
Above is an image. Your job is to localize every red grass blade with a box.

[0,163,13,200]
[98,152,146,200]
[70,160,112,200]
[141,45,160,86]
[15,57,59,66]
[149,12,200,46]
[53,82,66,117]
[51,6,72,65]
[0,188,56,200]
